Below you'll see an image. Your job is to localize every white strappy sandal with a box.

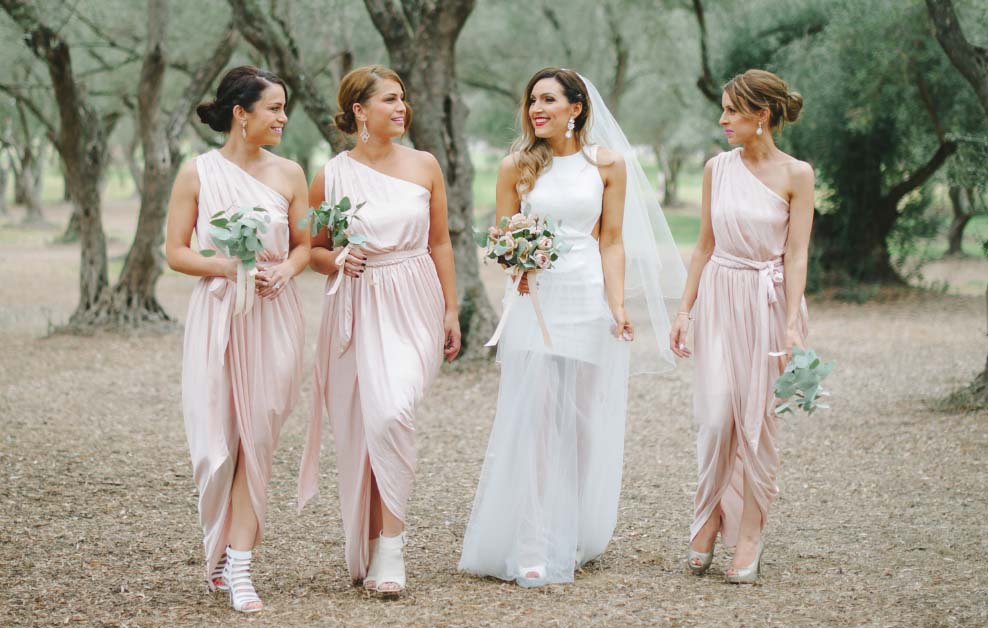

[207,550,229,592]
[223,547,263,613]
[374,532,407,595]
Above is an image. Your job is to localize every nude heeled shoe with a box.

[686,543,715,576]
[725,540,764,584]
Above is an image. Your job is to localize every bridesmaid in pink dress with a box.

[165,66,310,612]
[297,65,461,596]
[669,69,814,584]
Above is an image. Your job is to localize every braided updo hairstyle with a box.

[722,69,803,132]
[334,65,413,135]
[196,66,289,133]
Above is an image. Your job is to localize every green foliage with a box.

[200,206,270,269]
[299,186,367,248]
[711,0,988,282]
[774,347,834,415]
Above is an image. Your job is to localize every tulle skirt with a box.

[459,251,630,586]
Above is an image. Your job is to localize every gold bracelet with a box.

[676,311,694,321]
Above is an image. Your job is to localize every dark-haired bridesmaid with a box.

[165,65,310,613]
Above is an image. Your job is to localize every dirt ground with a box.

[1,200,986,627]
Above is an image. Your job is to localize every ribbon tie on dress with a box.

[709,251,785,450]
[206,257,284,366]
[333,248,429,356]
[710,252,783,304]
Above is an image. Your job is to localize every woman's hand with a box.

[341,246,367,278]
[255,261,294,300]
[443,310,461,362]
[669,311,691,358]
[221,258,238,282]
[612,306,634,341]
[778,324,806,371]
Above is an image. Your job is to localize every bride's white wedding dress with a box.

[458,146,631,586]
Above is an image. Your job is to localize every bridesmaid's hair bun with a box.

[196,66,289,133]
[335,110,357,135]
[785,91,804,123]
[335,65,413,135]
[722,69,803,132]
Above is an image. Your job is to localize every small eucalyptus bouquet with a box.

[299,184,367,249]
[299,184,368,295]
[773,347,835,415]
[200,206,271,315]
[200,206,270,269]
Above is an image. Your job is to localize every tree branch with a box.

[228,0,348,152]
[0,83,56,141]
[460,76,516,102]
[167,25,239,142]
[692,0,720,104]
[925,0,988,114]
[885,140,957,207]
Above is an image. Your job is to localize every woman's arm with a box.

[425,153,461,362]
[255,161,311,299]
[782,161,815,350]
[670,157,717,358]
[165,160,236,280]
[597,148,630,338]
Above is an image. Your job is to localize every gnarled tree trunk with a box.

[946,185,972,256]
[364,0,495,359]
[98,5,237,327]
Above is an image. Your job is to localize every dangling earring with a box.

[360,120,370,143]
[240,119,247,140]
[756,120,764,136]
[565,117,575,139]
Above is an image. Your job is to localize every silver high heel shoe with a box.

[725,539,764,584]
[686,542,715,576]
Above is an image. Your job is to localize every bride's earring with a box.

[565,117,575,139]
[241,119,247,140]
[360,120,370,143]
[756,120,764,136]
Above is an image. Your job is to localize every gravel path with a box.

[1,203,986,627]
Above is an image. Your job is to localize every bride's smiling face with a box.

[528,78,582,140]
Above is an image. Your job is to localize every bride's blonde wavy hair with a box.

[510,68,592,195]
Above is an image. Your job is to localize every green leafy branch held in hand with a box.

[774,347,835,415]
[200,206,270,269]
[299,183,367,248]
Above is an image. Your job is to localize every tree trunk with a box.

[126,127,144,197]
[364,0,496,360]
[0,158,7,215]
[816,137,955,282]
[0,0,120,325]
[946,185,972,256]
[97,8,237,327]
[14,141,45,224]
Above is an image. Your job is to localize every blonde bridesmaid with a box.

[297,65,461,596]
[165,66,310,612]
[669,69,814,584]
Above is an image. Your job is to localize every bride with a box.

[458,68,685,586]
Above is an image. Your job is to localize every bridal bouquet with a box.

[473,206,570,271]
[299,184,367,295]
[773,347,835,415]
[200,206,271,315]
[474,205,571,350]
